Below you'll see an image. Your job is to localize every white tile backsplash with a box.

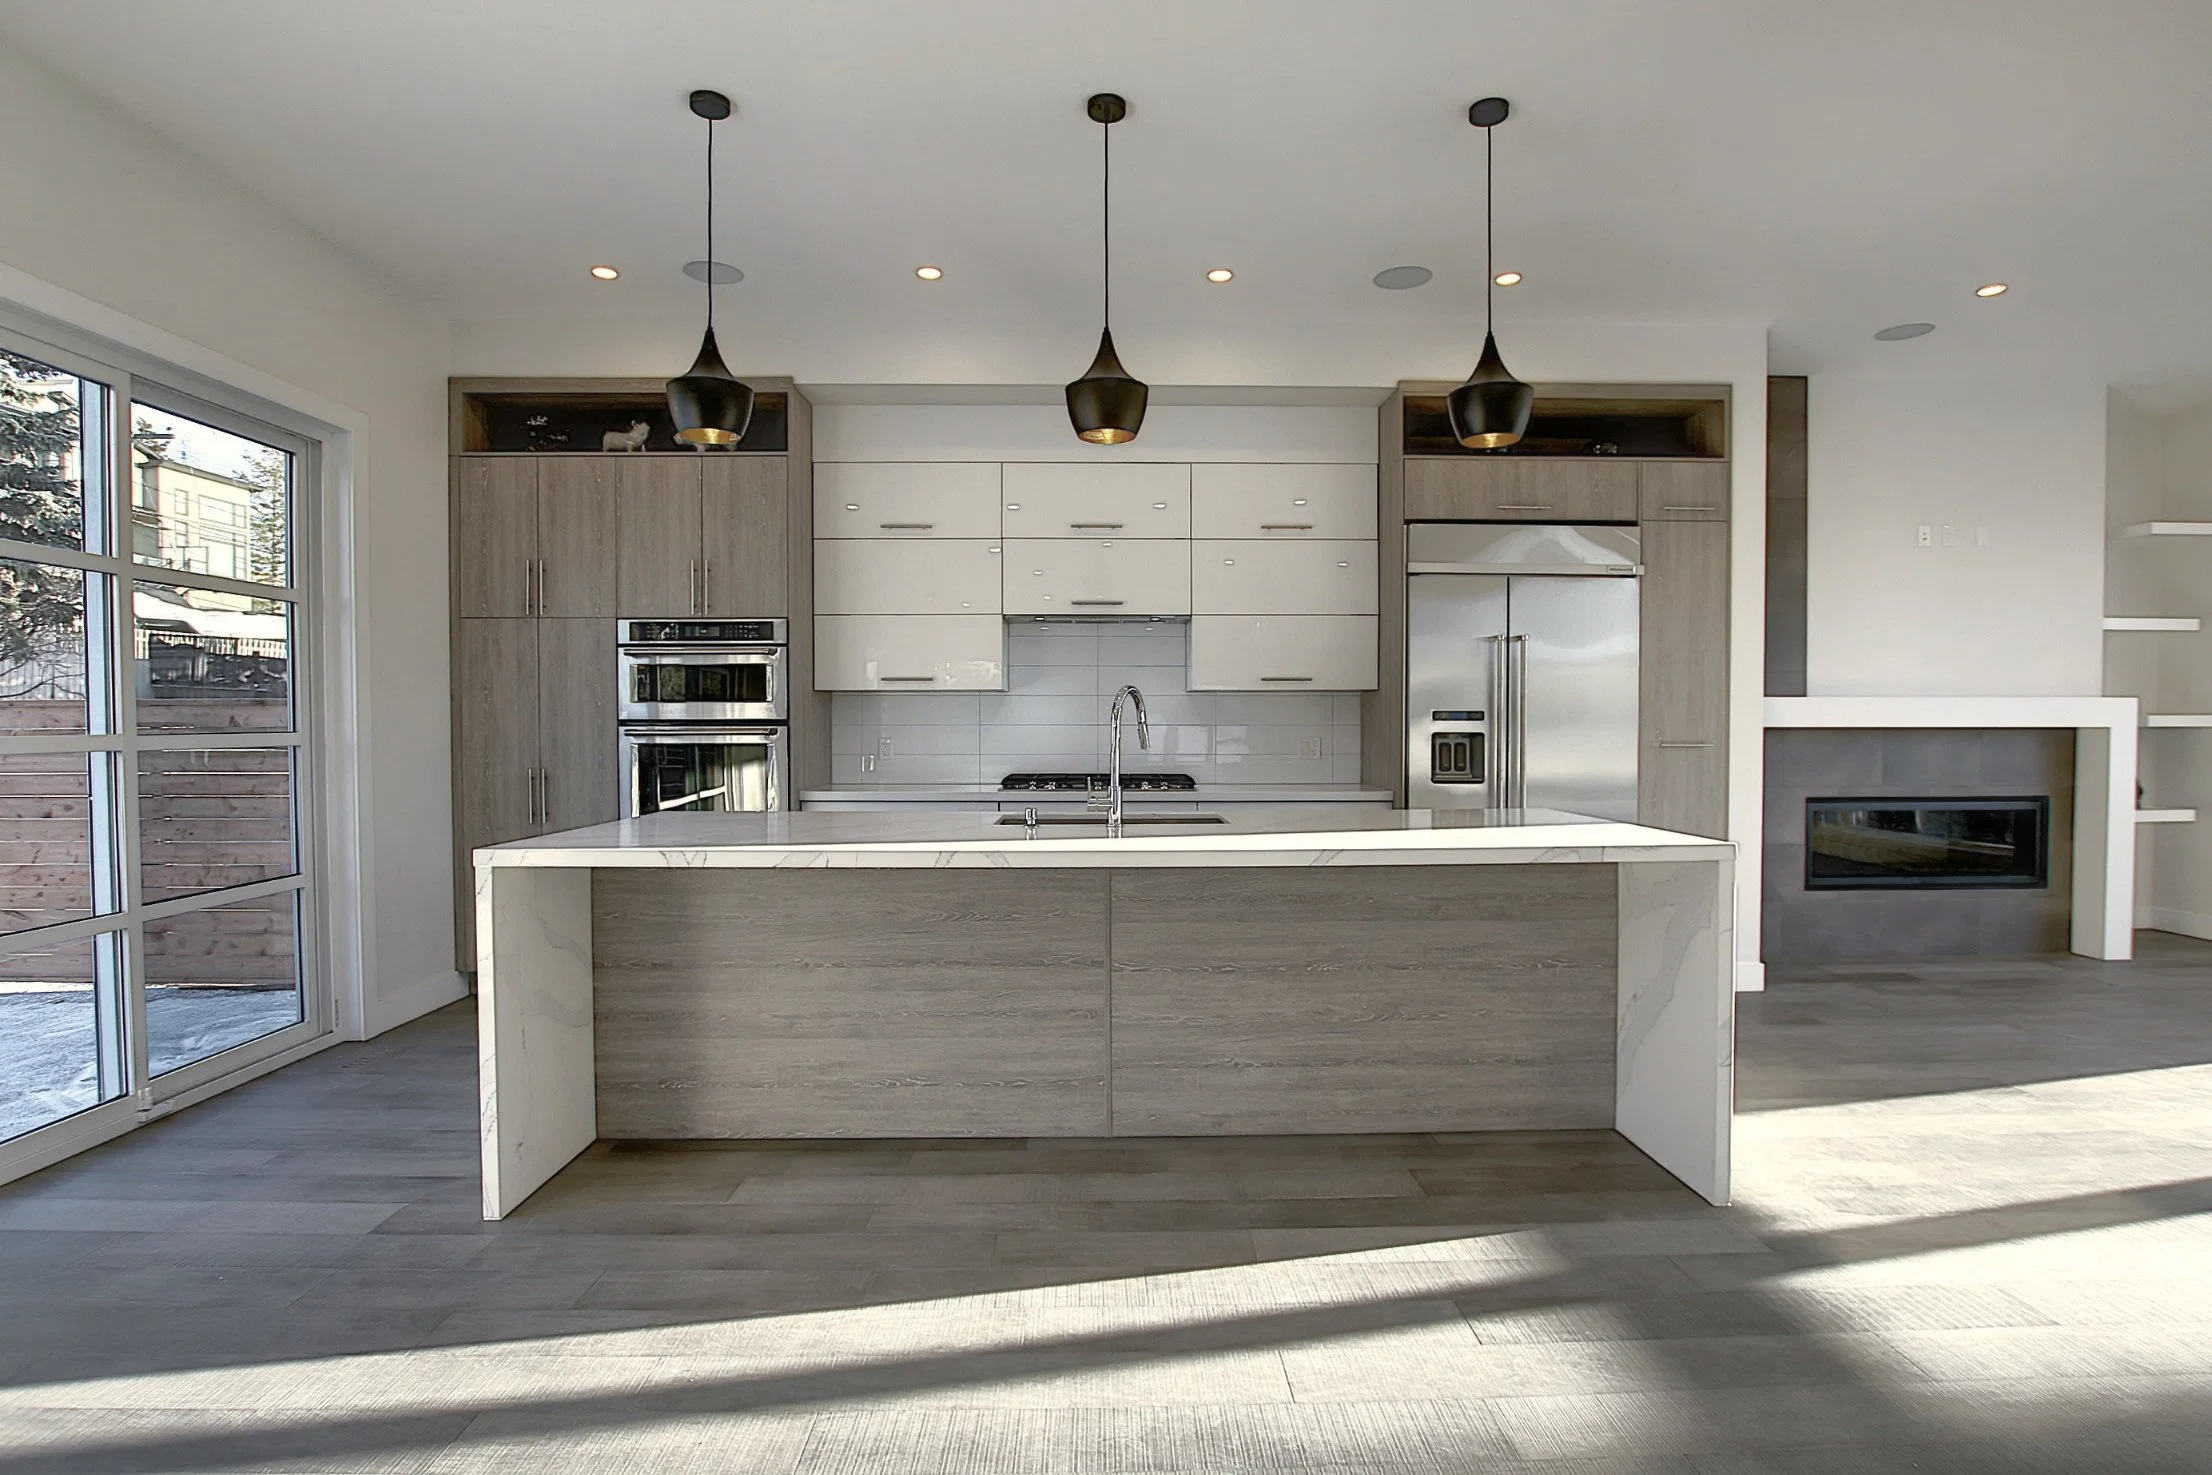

[829,621,1362,785]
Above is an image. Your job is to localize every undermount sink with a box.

[994,812,1230,826]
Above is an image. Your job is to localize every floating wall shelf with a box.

[2104,616,2202,632]
[2135,808,2198,824]
[2143,714,2212,728]
[2120,522,2212,539]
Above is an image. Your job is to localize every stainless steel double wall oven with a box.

[616,618,789,816]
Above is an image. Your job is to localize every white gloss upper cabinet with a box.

[1187,615,1379,691]
[1193,541,1377,616]
[816,539,1001,615]
[814,615,1006,690]
[1002,538,1192,616]
[1000,464,1191,538]
[1190,464,1377,539]
[814,463,1003,539]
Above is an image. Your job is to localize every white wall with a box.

[0,48,458,1035]
[1805,373,2107,698]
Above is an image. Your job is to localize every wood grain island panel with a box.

[1109,865,1618,1135]
[593,869,1110,1138]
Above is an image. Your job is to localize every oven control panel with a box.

[621,619,786,644]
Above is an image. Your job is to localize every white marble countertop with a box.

[475,807,1734,870]
[801,784,1394,803]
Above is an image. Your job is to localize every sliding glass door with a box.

[0,329,321,1152]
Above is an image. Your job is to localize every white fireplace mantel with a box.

[1763,696,2139,961]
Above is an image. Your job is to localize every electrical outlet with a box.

[859,753,876,774]
[877,736,894,760]
[1917,524,1932,547]
[1299,737,1325,760]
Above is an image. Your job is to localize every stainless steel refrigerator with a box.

[1405,523,1641,820]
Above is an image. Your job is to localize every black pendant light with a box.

[666,88,755,446]
[1066,93,1147,445]
[1446,97,1534,451]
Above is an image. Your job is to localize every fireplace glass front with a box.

[1805,797,2050,890]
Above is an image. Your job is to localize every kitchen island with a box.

[475,808,1735,1217]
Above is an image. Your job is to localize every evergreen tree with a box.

[0,350,86,679]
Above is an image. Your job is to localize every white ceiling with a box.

[4,0,2211,400]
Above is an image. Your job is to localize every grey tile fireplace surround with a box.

[1764,728,2074,958]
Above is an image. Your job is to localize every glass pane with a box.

[0,932,122,1143]
[131,404,289,587]
[138,747,296,904]
[134,581,292,732]
[1,753,114,935]
[1,347,104,553]
[0,557,94,735]
[146,890,302,1076]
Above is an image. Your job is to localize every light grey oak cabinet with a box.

[1637,517,1730,839]
[450,616,618,969]
[615,457,790,618]
[1402,458,1640,522]
[452,458,619,617]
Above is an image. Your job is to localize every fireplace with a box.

[1805,798,2049,890]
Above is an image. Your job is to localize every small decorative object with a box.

[523,413,569,452]
[602,421,651,453]
[1592,441,1620,455]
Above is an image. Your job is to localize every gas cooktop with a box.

[999,772,1198,793]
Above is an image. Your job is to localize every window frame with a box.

[0,320,330,1158]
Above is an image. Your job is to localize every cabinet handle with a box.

[1069,599,1125,606]
[526,767,540,825]
[702,561,711,612]
[1069,522,1124,529]
[1657,741,1715,749]
[1259,522,1315,531]
[1661,505,1720,513]
[1260,675,1314,682]
[1497,504,1552,511]
[878,522,934,531]
[537,560,548,613]
[879,674,935,682]
[689,560,700,615]
[541,770,552,825]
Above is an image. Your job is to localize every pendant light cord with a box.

[704,115,717,332]
[1484,123,1494,335]
[1101,119,1112,330]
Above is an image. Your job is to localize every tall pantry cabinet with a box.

[447,379,821,972]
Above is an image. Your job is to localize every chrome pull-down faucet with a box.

[1092,684,1150,836]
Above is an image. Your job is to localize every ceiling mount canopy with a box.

[666,87,755,447]
[1065,92,1148,446]
[1446,96,1535,452]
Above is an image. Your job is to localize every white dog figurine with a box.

[602,421,650,453]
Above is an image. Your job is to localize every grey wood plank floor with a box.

[2,934,2210,1472]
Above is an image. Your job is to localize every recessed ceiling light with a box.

[682,259,744,284]
[588,264,619,281]
[1975,282,2009,298]
[1206,268,1234,283]
[1874,322,1936,341]
[1493,271,1523,286]
[1373,265,1433,290]
[915,265,943,281]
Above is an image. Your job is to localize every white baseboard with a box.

[363,969,469,1038]
[1734,959,1766,992]
[2147,907,2212,943]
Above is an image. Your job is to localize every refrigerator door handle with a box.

[1485,634,1509,813]
[1509,634,1530,810]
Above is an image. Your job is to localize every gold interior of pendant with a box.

[678,426,741,446]
[1079,427,1136,445]
[1458,431,1522,450]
